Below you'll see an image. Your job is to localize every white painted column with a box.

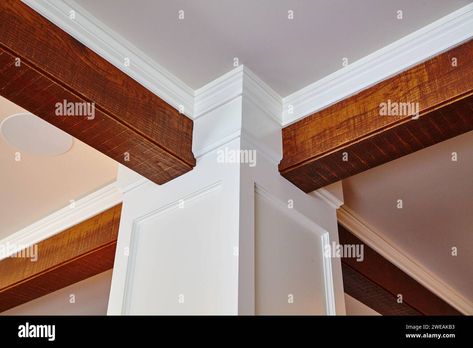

[107,67,345,315]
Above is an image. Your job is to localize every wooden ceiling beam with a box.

[279,40,473,192]
[0,0,195,185]
[0,204,122,313]
[338,223,461,315]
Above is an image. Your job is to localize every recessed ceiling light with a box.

[0,113,73,156]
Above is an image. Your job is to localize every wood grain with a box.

[0,204,122,313]
[338,223,461,316]
[0,0,195,185]
[342,264,420,315]
[280,39,473,192]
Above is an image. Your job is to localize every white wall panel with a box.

[123,184,237,314]
[255,187,331,315]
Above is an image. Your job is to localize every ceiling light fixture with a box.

[0,113,73,156]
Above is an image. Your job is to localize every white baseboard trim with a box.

[338,205,473,315]
[0,182,123,260]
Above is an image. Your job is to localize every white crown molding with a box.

[282,3,473,126]
[312,188,344,210]
[242,67,282,124]
[194,66,245,119]
[22,0,195,117]
[193,65,283,162]
[0,172,147,256]
[337,205,473,315]
[0,182,123,260]
[24,1,473,128]
[194,65,282,122]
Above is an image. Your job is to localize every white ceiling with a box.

[0,96,117,239]
[343,131,473,305]
[73,0,471,95]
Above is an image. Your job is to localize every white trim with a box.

[282,3,473,125]
[194,65,282,123]
[193,66,283,163]
[194,66,245,119]
[0,182,123,260]
[242,67,282,125]
[22,0,195,117]
[338,205,473,315]
[321,232,336,315]
[313,188,344,210]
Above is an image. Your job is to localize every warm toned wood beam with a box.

[0,0,195,185]
[280,40,473,192]
[0,204,121,312]
[338,223,461,316]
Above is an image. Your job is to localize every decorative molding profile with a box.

[282,3,473,125]
[194,66,245,119]
[0,165,149,258]
[321,232,336,315]
[194,65,282,122]
[241,67,282,124]
[22,0,195,116]
[337,205,473,315]
[0,182,123,260]
[312,188,344,210]
[193,65,282,163]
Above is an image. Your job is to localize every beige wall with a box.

[345,294,380,316]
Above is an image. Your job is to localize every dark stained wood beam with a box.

[280,39,473,192]
[338,223,461,316]
[0,1,195,185]
[0,204,121,312]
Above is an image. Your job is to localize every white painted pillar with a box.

[107,67,345,315]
